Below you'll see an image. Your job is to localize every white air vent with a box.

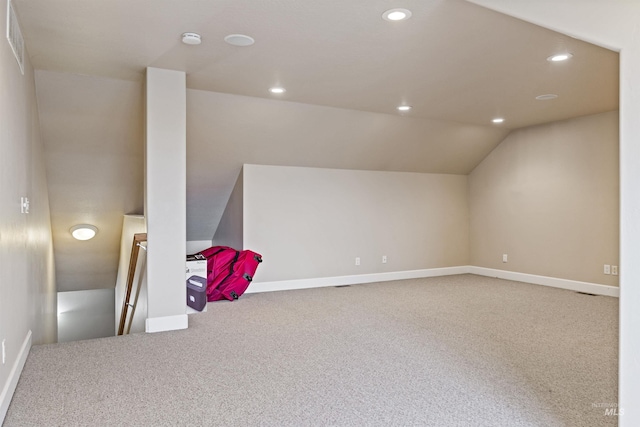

[6,0,24,75]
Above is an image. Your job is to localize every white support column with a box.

[618,39,640,427]
[144,67,188,333]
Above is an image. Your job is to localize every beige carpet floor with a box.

[4,274,618,426]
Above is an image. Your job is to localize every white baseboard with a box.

[469,266,620,297]
[247,266,469,294]
[145,314,188,333]
[248,266,619,298]
[0,330,32,424]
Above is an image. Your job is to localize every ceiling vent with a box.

[6,0,24,75]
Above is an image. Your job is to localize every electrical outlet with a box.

[382,255,387,264]
[612,265,618,276]
[355,257,360,266]
[604,264,611,275]
[2,339,5,365]
[502,254,508,263]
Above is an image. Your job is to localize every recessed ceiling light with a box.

[397,105,412,112]
[181,32,202,45]
[547,53,573,62]
[536,94,559,101]
[224,34,255,47]
[70,224,98,241]
[492,118,504,124]
[269,87,286,94]
[382,8,412,21]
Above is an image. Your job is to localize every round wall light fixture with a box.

[70,224,98,241]
[397,105,412,112]
[492,118,505,124]
[269,87,286,94]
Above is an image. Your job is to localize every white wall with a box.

[243,165,469,285]
[144,68,187,333]
[212,168,243,249]
[186,240,212,254]
[0,1,57,421]
[57,289,115,342]
[466,1,639,424]
[470,111,619,286]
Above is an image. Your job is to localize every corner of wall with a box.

[0,330,32,424]
[212,167,244,249]
[468,112,619,286]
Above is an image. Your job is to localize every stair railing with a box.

[117,233,147,335]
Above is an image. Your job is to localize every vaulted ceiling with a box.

[13,0,618,291]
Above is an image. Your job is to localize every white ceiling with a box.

[14,0,619,291]
[16,0,617,128]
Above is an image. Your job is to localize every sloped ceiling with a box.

[35,71,144,291]
[186,90,510,240]
[15,0,618,291]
